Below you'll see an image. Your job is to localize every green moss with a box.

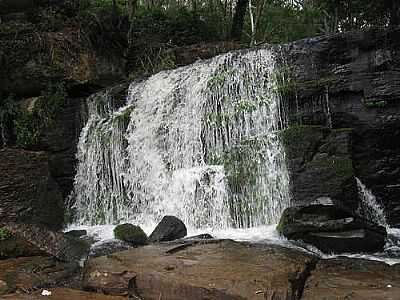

[0,228,12,241]
[364,99,387,108]
[15,83,66,148]
[309,156,353,178]
[114,223,148,245]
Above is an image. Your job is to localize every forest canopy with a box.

[75,0,399,45]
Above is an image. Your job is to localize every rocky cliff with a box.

[280,28,400,226]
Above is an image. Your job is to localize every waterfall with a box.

[356,177,387,227]
[70,48,291,230]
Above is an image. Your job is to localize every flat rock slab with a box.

[0,288,127,300]
[83,240,316,299]
[0,256,79,295]
[303,257,400,299]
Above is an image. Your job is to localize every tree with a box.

[231,0,249,40]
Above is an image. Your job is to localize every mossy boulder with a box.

[113,224,148,246]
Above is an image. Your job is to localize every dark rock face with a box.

[113,224,148,246]
[2,223,90,262]
[277,204,387,253]
[149,216,187,243]
[0,148,64,230]
[282,28,400,225]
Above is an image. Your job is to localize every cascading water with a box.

[69,48,291,230]
[356,177,387,227]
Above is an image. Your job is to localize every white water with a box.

[356,177,388,227]
[70,48,291,229]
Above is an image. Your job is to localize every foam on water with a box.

[65,223,400,265]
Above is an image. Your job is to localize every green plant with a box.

[15,83,66,149]
[364,99,387,109]
[0,228,11,241]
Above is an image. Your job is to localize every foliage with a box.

[364,99,387,109]
[0,228,12,241]
[15,83,66,149]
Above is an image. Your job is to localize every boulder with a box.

[277,204,387,253]
[82,240,317,299]
[0,256,79,295]
[1,223,90,262]
[302,257,400,299]
[149,216,187,243]
[113,224,148,246]
[1,288,127,300]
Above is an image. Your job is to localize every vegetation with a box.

[14,83,66,149]
[0,228,11,241]
[364,99,387,109]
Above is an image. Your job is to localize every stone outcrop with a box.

[1,223,90,262]
[281,28,400,225]
[0,148,64,230]
[277,204,387,253]
[82,240,316,299]
[303,257,400,299]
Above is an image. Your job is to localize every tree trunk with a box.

[389,0,400,26]
[230,0,249,41]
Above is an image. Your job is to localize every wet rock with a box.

[83,240,316,299]
[302,257,400,299]
[277,204,387,253]
[0,256,79,295]
[113,224,148,246]
[1,288,127,299]
[149,216,187,242]
[184,233,214,240]
[0,228,46,259]
[0,148,64,230]
[1,223,90,262]
[282,28,400,225]
[89,240,132,258]
[65,230,87,238]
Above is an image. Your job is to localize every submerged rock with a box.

[83,240,316,299]
[277,204,387,253]
[113,224,148,246]
[149,216,187,243]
